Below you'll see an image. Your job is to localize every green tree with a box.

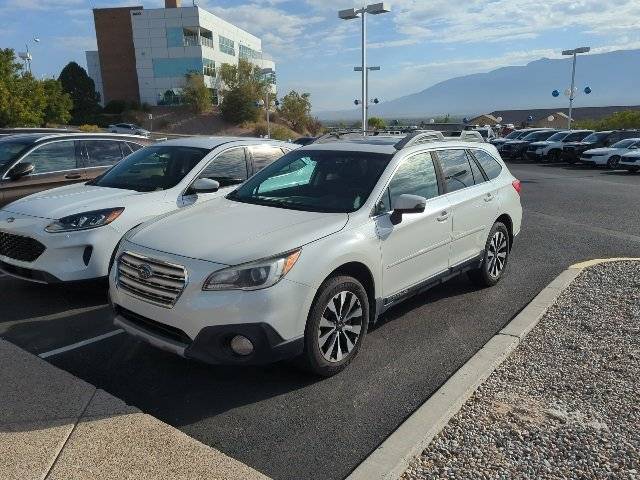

[367,116,386,130]
[183,73,212,113]
[58,61,101,124]
[575,110,640,131]
[220,83,259,124]
[42,79,72,125]
[278,90,312,133]
[0,49,46,127]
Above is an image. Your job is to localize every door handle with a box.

[65,173,82,180]
[484,193,494,202]
[436,211,449,222]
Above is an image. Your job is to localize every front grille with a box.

[0,231,46,262]
[564,147,575,152]
[117,251,187,308]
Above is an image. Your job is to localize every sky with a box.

[1,0,640,112]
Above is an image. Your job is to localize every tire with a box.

[299,275,369,377]
[607,156,620,169]
[550,150,561,163]
[468,222,510,288]
[629,167,639,173]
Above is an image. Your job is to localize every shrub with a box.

[78,124,102,132]
[221,84,259,124]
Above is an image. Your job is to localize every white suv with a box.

[0,137,294,283]
[110,134,523,376]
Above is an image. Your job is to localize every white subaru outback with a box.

[110,133,523,376]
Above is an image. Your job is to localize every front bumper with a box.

[109,242,314,365]
[578,155,607,166]
[0,210,122,283]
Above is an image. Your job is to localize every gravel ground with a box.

[402,261,640,480]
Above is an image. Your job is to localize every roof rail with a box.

[394,130,445,150]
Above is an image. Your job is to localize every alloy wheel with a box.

[487,231,508,278]
[317,291,363,363]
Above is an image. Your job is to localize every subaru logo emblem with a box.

[138,264,153,280]
[6,217,15,223]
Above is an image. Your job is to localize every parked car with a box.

[293,137,317,146]
[619,150,640,173]
[562,130,640,164]
[109,123,151,137]
[526,130,593,162]
[0,137,296,283]
[499,129,556,160]
[579,138,640,169]
[109,133,522,376]
[472,126,497,141]
[490,128,542,149]
[0,133,151,208]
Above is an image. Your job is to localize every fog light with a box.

[230,335,254,356]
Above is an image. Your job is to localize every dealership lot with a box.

[2,162,640,480]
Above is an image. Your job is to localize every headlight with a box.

[203,249,301,291]
[45,208,124,233]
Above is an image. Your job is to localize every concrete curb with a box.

[346,258,640,480]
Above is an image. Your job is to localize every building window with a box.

[219,36,235,56]
[203,59,215,77]
[239,44,260,60]
[153,58,204,78]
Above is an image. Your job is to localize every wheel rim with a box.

[487,231,508,278]
[609,157,619,169]
[317,291,363,363]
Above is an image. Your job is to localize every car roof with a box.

[298,139,495,155]
[0,132,151,143]
[155,136,294,149]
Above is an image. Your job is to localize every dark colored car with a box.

[490,128,546,149]
[293,136,317,146]
[562,130,640,164]
[0,133,152,207]
[499,129,557,160]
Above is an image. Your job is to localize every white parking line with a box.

[38,329,125,359]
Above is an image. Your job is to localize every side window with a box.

[472,149,502,180]
[84,140,124,167]
[199,148,247,187]
[467,151,485,184]
[378,152,439,213]
[250,146,284,172]
[438,149,476,192]
[21,141,78,174]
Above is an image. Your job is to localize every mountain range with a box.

[316,49,640,121]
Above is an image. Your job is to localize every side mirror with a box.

[190,178,220,194]
[390,194,426,225]
[7,162,34,180]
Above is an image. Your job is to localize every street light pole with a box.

[562,46,590,130]
[339,3,390,136]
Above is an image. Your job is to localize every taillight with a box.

[512,179,522,195]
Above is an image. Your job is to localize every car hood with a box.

[2,183,146,220]
[584,147,617,155]
[128,197,349,265]
[530,141,553,147]
[564,141,595,148]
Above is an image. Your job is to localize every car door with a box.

[375,151,451,299]
[1,139,84,206]
[248,145,286,174]
[435,148,498,268]
[179,146,249,207]
[81,139,126,180]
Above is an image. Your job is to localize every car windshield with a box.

[547,132,569,141]
[611,139,637,148]
[582,132,609,142]
[227,150,393,213]
[523,131,555,141]
[564,131,592,141]
[504,131,521,139]
[0,137,34,169]
[89,145,210,192]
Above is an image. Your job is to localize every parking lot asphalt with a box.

[2,162,640,480]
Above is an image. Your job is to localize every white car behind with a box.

[109,123,151,137]
[619,150,640,173]
[579,138,640,169]
[0,137,295,283]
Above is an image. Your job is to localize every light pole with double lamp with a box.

[339,3,390,136]
[562,46,590,130]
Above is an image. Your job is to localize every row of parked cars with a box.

[490,128,640,170]
[0,129,522,376]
